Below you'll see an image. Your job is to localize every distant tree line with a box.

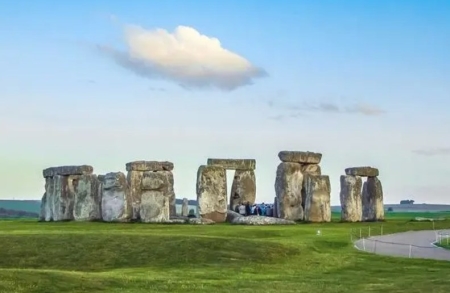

[400,200,415,205]
[0,208,39,218]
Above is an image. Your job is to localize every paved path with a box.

[354,230,450,261]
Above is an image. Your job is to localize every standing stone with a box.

[51,175,74,221]
[139,171,170,223]
[303,175,331,222]
[181,198,189,217]
[229,170,256,211]
[42,177,55,221]
[273,197,278,218]
[197,165,227,223]
[166,171,176,216]
[274,162,304,221]
[340,175,363,222]
[101,172,132,222]
[362,177,384,221]
[71,174,101,221]
[127,170,143,220]
[301,164,321,176]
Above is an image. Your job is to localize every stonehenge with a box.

[274,151,331,222]
[196,159,256,223]
[339,167,384,222]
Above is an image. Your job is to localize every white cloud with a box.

[99,25,267,91]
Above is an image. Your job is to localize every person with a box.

[259,203,266,216]
[245,202,251,216]
[238,203,246,216]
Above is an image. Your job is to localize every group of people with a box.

[235,202,275,217]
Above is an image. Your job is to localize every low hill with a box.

[0,200,41,214]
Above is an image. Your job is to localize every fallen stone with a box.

[278,151,322,164]
[71,174,101,221]
[231,215,296,225]
[207,158,256,170]
[301,164,321,176]
[362,177,384,221]
[226,210,242,223]
[303,175,331,222]
[125,161,174,172]
[196,165,227,223]
[345,167,379,177]
[181,198,189,217]
[101,172,133,222]
[229,170,256,212]
[339,175,363,222]
[188,218,215,225]
[42,165,93,178]
[139,171,170,223]
[51,175,75,221]
[274,162,304,221]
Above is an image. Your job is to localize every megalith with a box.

[71,174,101,221]
[126,161,175,221]
[181,198,189,217]
[101,172,133,222]
[229,170,256,211]
[196,165,227,222]
[206,158,257,213]
[41,165,95,222]
[274,162,304,221]
[339,175,363,222]
[303,175,331,222]
[362,177,384,221]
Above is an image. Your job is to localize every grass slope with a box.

[1,215,450,293]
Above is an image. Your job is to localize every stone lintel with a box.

[345,167,379,177]
[42,165,93,178]
[278,151,322,164]
[125,161,174,172]
[207,158,256,170]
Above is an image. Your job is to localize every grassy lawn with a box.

[1,215,450,293]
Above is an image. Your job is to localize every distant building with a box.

[400,200,415,205]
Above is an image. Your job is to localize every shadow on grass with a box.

[0,234,300,272]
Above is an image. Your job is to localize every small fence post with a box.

[409,245,412,258]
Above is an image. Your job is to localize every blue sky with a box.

[0,0,449,204]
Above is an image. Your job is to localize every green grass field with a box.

[1,214,450,293]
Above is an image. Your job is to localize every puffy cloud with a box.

[99,25,267,91]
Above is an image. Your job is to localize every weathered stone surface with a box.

[345,167,379,177]
[139,171,170,223]
[97,175,105,182]
[43,165,93,178]
[39,192,46,222]
[51,175,74,221]
[301,164,321,176]
[196,165,227,223]
[127,171,143,220]
[188,218,215,225]
[273,197,279,218]
[229,170,256,211]
[101,172,132,222]
[181,198,189,217]
[71,174,101,221]
[126,161,174,172]
[42,177,55,221]
[166,172,176,216]
[207,158,256,170]
[339,175,363,222]
[362,177,384,221]
[226,210,242,223]
[278,151,322,164]
[303,175,331,222]
[231,215,296,225]
[274,162,304,221]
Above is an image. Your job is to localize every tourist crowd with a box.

[235,202,275,217]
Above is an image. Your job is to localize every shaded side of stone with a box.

[42,177,55,221]
[274,162,304,221]
[125,161,174,172]
[303,175,331,222]
[127,170,143,220]
[43,165,93,178]
[362,177,384,221]
[207,158,256,170]
[301,164,321,176]
[101,172,132,222]
[273,196,278,218]
[345,167,379,177]
[229,169,256,211]
[278,151,322,164]
[51,175,75,221]
[71,174,101,221]
[339,175,363,222]
[196,165,227,223]
[166,171,176,217]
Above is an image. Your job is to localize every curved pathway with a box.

[354,230,450,261]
